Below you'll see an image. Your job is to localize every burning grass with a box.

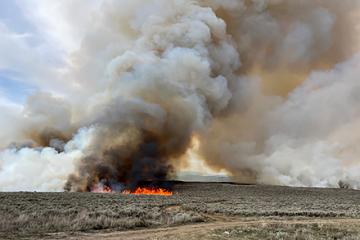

[91,182,174,195]
[122,187,173,196]
[1,183,360,239]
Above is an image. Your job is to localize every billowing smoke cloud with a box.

[1,0,360,191]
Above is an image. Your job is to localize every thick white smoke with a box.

[0,0,360,191]
[260,55,360,188]
[0,128,94,191]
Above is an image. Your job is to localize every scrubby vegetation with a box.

[208,222,360,240]
[1,183,360,239]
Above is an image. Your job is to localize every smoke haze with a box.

[1,0,360,191]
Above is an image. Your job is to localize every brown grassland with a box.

[1,182,360,239]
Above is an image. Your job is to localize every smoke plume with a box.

[1,0,360,191]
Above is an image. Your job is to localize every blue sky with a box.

[0,1,34,34]
[0,70,36,103]
[0,1,38,104]
[0,1,80,105]
[0,0,101,106]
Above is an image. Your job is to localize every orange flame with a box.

[122,187,173,196]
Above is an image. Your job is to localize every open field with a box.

[1,182,360,239]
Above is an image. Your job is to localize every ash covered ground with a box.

[1,182,360,239]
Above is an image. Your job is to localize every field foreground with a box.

[1,182,360,239]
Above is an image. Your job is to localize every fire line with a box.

[122,187,173,196]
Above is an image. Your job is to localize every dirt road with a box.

[53,218,360,240]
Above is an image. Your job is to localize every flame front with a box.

[90,182,173,196]
[122,187,173,196]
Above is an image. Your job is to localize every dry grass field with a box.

[1,182,360,239]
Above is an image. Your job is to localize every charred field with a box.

[1,182,360,240]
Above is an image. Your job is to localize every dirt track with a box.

[54,218,360,240]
